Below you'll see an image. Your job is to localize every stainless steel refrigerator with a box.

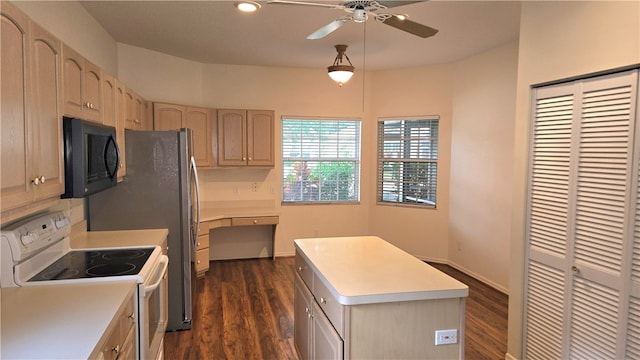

[88,128,201,331]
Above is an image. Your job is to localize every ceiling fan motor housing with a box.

[353,8,368,22]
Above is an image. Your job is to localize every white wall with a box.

[368,64,454,261]
[13,1,117,75]
[117,43,205,105]
[508,2,640,359]
[116,45,373,257]
[449,41,519,293]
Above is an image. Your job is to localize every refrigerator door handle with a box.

[190,156,201,242]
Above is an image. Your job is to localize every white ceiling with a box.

[80,0,521,71]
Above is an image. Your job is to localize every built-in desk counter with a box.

[199,207,279,270]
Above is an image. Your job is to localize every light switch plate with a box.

[435,329,458,345]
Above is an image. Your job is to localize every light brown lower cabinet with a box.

[295,273,344,360]
[195,221,210,277]
[98,289,136,360]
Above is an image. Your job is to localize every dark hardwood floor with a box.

[164,257,508,360]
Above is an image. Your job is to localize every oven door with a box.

[139,255,169,360]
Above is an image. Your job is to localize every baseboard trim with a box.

[417,256,509,295]
[505,352,518,360]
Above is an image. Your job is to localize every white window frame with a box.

[377,116,439,208]
[282,116,361,204]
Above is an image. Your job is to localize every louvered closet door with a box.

[525,69,639,359]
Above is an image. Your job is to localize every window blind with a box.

[377,118,439,207]
[282,118,361,203]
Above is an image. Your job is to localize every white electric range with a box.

[0,211,168,360]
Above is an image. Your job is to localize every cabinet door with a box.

[124,87,138,129]
[295,275,313,360]
[114,80,127,179]
[247,110,274,166]
[83,60,102,123]
[153,103,184,130]
[102,73,116,127]
[313,301,344,360]
[186,107,214,167]
[62,44,84,119]
[29,21,64,201]
[1,3,32,210]
[217,109,247,166]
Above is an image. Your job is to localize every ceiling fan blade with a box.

[267,0,343,9]
[382,16,438,38]
[307,18,348,40]
[376,1,424,9]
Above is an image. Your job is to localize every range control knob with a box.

[21,232,37,246]
[55,217,70,229]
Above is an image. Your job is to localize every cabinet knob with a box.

[253,219,258,224]
[128,312,135,321]
[248,157,252,161]
[297,266,305,272]
[571,265,580,274]
[197,260,201,264]
[111,344,120,354]
[32,176,45,185]
[134,119,140,124]
[320,297,327,304]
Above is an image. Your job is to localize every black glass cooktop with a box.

[29,247,154,281]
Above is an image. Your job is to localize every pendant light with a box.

[327,45,354,87]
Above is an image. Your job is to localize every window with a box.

[282,118,361,203]
[377,117,439,208]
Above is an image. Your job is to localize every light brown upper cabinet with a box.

[153,102,215,168]
[217,109,274,167]
[114,80,127,179]
[1,2,64,220]
[62,44,102,123]
[125,87,151,131]
[102,74,127,180]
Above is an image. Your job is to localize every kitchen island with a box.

[294,236,469,360]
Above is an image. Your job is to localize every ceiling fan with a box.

[267,0,438,40]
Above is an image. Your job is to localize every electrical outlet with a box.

[435,329,457,345]
[251,182,257,192]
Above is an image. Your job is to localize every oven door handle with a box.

[144,255,169,296]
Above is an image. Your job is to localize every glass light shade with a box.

[327,65,355,86]
[234,1,260,12]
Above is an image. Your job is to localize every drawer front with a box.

[119,298,135,339]
[232,216,279,226]
[295,252,314,290]
[195,248,209,274]
[196,234,209,250]
[313,273,344,338]
[198,221,210,234]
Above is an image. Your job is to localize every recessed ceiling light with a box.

[395,14,408,21]
[234,1,261,12]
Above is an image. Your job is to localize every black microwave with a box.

[61,117,120,198]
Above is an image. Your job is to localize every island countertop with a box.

[294,236,469,305]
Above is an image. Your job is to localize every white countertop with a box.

[70,228,168,249]
[295,236,469,305]
[1,281,136,359]
[201,207,279,222]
